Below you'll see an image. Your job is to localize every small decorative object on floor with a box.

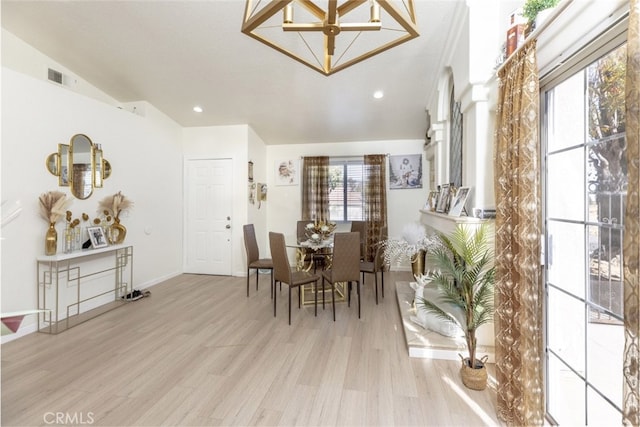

[98,191,133,244]
[122,289,151,301]
[415,224,495,390]
[38,191,72,255]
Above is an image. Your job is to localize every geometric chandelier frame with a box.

[241,0,419,76]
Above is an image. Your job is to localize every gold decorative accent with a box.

[241,0,419,76]
[45,222,57,256]
[109,219,127,245]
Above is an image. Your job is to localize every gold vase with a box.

[45,222,57,255]
[410,249,426,278]
[109,218,127,244]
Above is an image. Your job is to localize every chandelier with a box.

[241,0,419,76]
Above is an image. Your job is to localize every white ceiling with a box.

[1,0,465,145]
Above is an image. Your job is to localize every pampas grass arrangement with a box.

[98,191,133,220]
[38,191,71,224]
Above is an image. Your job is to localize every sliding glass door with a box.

[543,40,627,425]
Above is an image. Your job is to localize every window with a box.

[328,159,364,221]
[543,37,626,425]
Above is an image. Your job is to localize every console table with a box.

[36,245,133,334]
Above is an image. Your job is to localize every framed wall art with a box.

[275,159,299,186]
[389,154,422,189]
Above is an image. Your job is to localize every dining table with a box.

[287,236,347,306]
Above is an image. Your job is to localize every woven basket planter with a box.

[459,355,488,390]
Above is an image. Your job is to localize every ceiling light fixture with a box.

[373,90,384,99]
[241,0,419,76]
[193,106,203,113]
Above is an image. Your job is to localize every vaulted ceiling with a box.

[2,0,466,145]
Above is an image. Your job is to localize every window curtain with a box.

[301,156,330,221]
[363,154,388,260]
[494,39,544,426]
[624,0,640,424]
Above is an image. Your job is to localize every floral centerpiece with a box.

[304,219,337,243]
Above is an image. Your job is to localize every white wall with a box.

[1,68,184,338]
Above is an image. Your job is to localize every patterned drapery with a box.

[623,0,640,424]
[301,156,330,221]
[363,154,388,260]
[494,39,544,426]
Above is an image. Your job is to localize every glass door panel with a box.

[547,220,586,298]
[547,353,586,425]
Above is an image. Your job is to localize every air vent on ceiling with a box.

[47,68,63,85]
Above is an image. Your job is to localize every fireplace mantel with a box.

[419,209,488,235]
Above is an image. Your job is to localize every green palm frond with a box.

[417,223,495,367]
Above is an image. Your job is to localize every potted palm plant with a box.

[416,223,495,390]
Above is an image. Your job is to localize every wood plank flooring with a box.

[1,272,502,426]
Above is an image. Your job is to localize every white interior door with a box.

[185,158,233,275]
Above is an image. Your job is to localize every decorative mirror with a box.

[94,144,103,188]
[46,134,111,199]
[45,152,58,176]
[70,134,94,199]
[59,144,69,186]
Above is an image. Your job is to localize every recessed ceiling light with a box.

[373,90,384,99]
[193,106,203,113]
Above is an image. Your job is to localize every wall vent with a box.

[47,68,63,84]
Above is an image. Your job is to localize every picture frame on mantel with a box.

[435,184,450,213]
[448,186,471,217]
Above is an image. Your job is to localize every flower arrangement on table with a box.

[304,219,337,244]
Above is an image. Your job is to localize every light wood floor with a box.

[2,272,502,426]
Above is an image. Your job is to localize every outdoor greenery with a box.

[416,224,495,369]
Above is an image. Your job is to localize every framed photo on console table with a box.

[448,186,471,217]
[87,226,108,248]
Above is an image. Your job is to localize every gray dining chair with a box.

[243,224,273,298]
[322,232,362,320]
[360,226,388,305]
[350,220,367,260]
[269,232,322,324]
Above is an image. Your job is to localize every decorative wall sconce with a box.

[46,134,112,199]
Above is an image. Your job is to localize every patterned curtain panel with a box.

[494,40,544,426]
[363,154,388,260]
[624,0,640,424]
[301,156,330,221]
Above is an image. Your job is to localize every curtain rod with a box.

[299,154,390,159]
